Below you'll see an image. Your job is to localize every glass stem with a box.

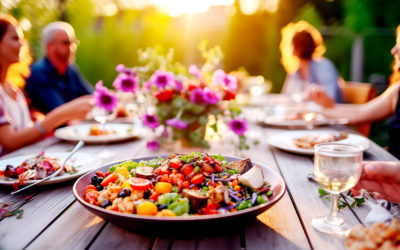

[328,193,339,220]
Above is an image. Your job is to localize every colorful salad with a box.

[84,152,273,217]
[0,152,77,187]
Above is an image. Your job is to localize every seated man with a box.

[25,21,92,114]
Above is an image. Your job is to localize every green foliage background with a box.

[2,0,400,92]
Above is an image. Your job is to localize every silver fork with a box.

[11,140,84,195]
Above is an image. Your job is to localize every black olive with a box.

[91,175,99,185]
[143,190,151,199]
[97,177,104,183]
[118,188,131,198]
[101,199,112,208]
[157,204,168,210]
[96,185,104,191]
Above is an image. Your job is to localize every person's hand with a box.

[57,95,94,121]
[351,161,400,203]
[304,84,335,108]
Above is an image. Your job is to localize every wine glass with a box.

[90,105,117,159]
[91,105,117,129]
[312,143,363,235]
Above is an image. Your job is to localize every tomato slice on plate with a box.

[129,177,152,191]
[101,173,119,186]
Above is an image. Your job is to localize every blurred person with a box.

[24,21,92,114]
[280,21,343,108]
[351,161,400,203]
[322,25,400,158]
[0,14,93,154]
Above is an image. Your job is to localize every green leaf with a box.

[199,115,208,126]
[210,123,218,132]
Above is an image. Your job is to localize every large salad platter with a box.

[73,153,286,235]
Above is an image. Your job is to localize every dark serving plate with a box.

[73,155,286,236]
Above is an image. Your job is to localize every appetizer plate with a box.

[267,130,370,155]
[55,123,141,144]
[0,152,100,186]
[73,155,286,235]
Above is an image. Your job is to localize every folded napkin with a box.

[364,197,400,224]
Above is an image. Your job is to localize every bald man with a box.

[25,22,92,114]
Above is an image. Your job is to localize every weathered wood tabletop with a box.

[0,121,396,250]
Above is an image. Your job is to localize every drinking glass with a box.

[312,143,363,235]
[92,106,117,128]
[90,106,117,159]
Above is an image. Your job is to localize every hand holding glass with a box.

[312,143,363,235]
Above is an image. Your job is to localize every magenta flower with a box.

[223,74,238,91]
[113,73,139,93]
[94,81,118,112]
[228,119,247,136]
[174,80,183,91]
[203,87,221,105]
[146,139,160,151]
[115,64,133,75]
[189,64,201,78]
[141,114,160,129]
[190,87,204,104]
[166,118,188,129]
[212,69,225,86]
[212,69,238,91]
[149,70,175,88]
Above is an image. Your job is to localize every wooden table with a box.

[0,122,396,250]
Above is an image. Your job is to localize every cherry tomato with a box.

[214,163,223,172]
[182,181,190,188]
[157,165,171,175]
[85,191,99,205]
[129,177,152,191]
[85,185,97,195]
[202,163,215,174]
[203,155,214,163]
[100,173,119,186]
[149,192,160,202]
[96,171,106,178]
[169,158,183,169]
[160,174,169,183]
[181,164,194,176]
[190,174,204,185]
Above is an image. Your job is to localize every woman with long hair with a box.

[0,14,93,154]
[280,21,343,108]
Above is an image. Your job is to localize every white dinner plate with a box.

[54,123,142,144]
[267,130,370,155]
[259,114,348,129]
[0,152,101,186]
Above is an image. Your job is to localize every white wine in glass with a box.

[92,106,117,125]
[312,143,363,235]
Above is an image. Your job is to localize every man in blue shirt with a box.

[25,22,92,114]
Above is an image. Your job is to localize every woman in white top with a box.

[0,14,93,154]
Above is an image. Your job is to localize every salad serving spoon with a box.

[11,140,85,195]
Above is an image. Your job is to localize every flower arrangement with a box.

[94,41,248,151]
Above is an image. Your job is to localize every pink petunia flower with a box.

[146,139,160,151]
[113,73,139,93]
[202,87,221,105]
[141,114,160,129]
[94,81,118,112]
[189,64,201,79]
[228,118,247,136]
[149,70,175,89]
[166,118,188,130]
[190,87,204,104]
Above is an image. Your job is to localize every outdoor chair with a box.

[339,81,377,137]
